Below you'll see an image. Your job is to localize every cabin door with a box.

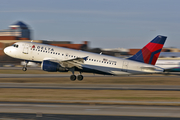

[23,44,29,54]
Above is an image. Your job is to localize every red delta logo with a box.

[32,45,35,48]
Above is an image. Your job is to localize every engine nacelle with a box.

[41,60,68,72]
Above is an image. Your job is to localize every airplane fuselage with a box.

[4,42,164,76]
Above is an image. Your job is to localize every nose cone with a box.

[4,46,18,58]
[4,46,13,56]
[4,47,9,55]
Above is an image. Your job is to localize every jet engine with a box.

[41,60,68,72]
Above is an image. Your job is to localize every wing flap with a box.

[60,56,88,69]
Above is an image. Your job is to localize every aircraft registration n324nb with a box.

[4,35,167,81]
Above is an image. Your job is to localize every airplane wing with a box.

[44,56,88,69]
[43,56,113,75]
[60,56,88,69]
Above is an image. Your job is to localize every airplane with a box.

[4,35,167,81]
[156,59,180,72]
[156,52,180,73]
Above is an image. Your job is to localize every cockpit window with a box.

[12,44,19,48]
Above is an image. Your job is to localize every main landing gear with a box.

[69,67,84,81]
[77,75,83,81]
[22,60,29,71]
[70,75,84,81]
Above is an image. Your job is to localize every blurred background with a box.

[1,21,180,67]
[0,0,180,120]
[1,20,180,70]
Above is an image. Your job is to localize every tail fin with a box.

[128,35,167,65]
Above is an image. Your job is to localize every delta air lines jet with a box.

[4,35,167,81]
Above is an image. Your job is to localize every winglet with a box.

[83,56,89,61]
[128,35,167,65]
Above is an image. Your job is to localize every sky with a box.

[0,0,180,49]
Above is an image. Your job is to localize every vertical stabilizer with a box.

[128,35,167,65]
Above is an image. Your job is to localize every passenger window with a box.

[58,53,60,55]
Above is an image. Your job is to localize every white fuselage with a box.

[4,42,164,75]
[156,59,180,69]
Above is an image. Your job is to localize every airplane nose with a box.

[4,47,11,55]
[4,47,8,54]
[4,46,18,58]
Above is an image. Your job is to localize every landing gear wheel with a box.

[22,67,27,71]
[70,75,76,81]
[22,60,29,72]
[77,75,83,81]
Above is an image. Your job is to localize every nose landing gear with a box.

[22,60,29,71]
[22,67,27,71]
